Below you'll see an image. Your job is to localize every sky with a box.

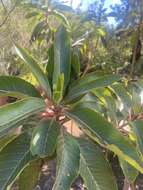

[62,0,121,23]
[63,0,121,10]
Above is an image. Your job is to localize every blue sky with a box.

[63,0,121,10]
[62,0,121,23]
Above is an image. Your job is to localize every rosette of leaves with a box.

[0,24,143,190]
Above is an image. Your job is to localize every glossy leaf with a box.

[53,25,71,90]
[66,74,120,102]
[78,139,118,190]
[31,119,60,158]
[52,131,80,190]
[53,74,64,104]
[0,76,40,98]
[66,105,143,173]
[15,45,51,98]
[0,97,45,136]
[19,159,41,190]
[0,133,33,189]
[111,83,132,108]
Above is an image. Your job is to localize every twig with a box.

[0,0,7,12]
[0,0,18,28]
[130,24,140,77]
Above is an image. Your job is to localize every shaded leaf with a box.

[132,120,143,155]
[31,119,60,158]
[19,159,41,190]
[119,158,138,183]
[78,139,118,190]
[0,76,40,98]
[0,133,33,189]
[71,52,80,76]
[0,135,17,151]
[52,131,80,190]
[46,45,54,87]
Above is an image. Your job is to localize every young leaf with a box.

[19,159,41,190]
[52,131,80,190]
[53,25,71,91]
[0,133,33,190]
[0,97,45,136]
[31,119,60,158]
[66,105,143,173]
[66,74,120,102]
[46,45,54,87]
[78,139,118,190]
[0,76,40,98]
[53,74,64,104]
[15,45,51,98]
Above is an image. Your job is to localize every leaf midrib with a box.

[1,148,30,189]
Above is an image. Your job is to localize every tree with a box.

[1,1,143,190]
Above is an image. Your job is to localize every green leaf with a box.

[66,105,143,173]
[31,21,47,41]
[131,120,143,155]
[0,97,45,136]
[53,74,64,104]
[46,45,54,87]
[78,139,118,190]
[73,92,104,113]
[0,135,17,151]
[31,119,60,158]
[15,45,51,98]
[0,76,40,98]
[128,85,142,114]
[51,10,70,27]
[71,51,80,76]
[52,131,80,190]
[111,83,132,108]
[70,72,104,88]
[119,158,138,183]
[19,159,41,190]
[66,74,120,102]
[0,133,33,189]
[53,25,71,91]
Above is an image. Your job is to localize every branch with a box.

[0,0,7,12]
[0,0,18,28]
